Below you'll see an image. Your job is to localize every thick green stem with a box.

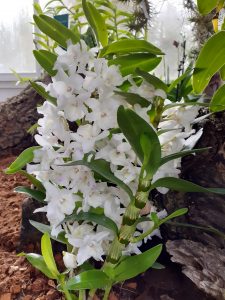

[59,276,75,300]
[103,286,112,300]
[107,181,151,263]
[152,97,165,129]
[60,283,74,300]
[79,290,85,300]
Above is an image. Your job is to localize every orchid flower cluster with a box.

[6,0,225,298]
[25,40,203,268]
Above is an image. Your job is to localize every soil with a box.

[0,157,214,300]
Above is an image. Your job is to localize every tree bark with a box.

[0,78,51,158]
[162,111,225,299]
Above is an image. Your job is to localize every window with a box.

[0,0,37,101]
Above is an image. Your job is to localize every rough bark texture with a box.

[162,111,225,299]
[167,240,225,300]
[0,78,50,158]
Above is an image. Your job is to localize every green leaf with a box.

[160,148,211,166]
[82,0,108,46]
[15,186,45,203]
[21,253,57,279]
[115,91,150,107]
[113,244,162,282]
[101,39,164,57]
[63,158,133,199]
[159,208,188,226]
[152,262,165,269]
[41,233,60,277]
[30,81,57,105]
[220,64,225,80]
[210,84,225,112]
[109,53,162,76]
[36,223,68,244]
[193,31,225,94]
[197,0,218,15]
[33,14,79,48]
[140,133,161,177]
[19,170,45,193]
[33,50,57,77]
[136,68,168,92]
[61,211,119,234]
[151,177,225,195]
[168,66,193,93]
[30,220,67,244]
[34,2,43,15]
[65,270,111,290]
[117,106,161,163]
[5,146,41,174]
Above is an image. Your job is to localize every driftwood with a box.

[167,240,225,300]
[163,111,225,299]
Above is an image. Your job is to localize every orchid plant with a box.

[5,0,225,299]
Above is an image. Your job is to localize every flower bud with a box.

[63,252,77,269]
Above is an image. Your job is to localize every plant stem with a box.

[130,224,156,243]
[62,286,74,300]
[59,278,74,300]
[103,286,112,300]
[79,290,85,300]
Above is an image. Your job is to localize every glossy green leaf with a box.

[168,66,193,93]
[220,64,225,80]
[82,0,108,46]
[193,31,225,94]
[33,14,79,48]
[65,270,111,290]
[159,208,188,225]
[21,253,57,279]
[19,170,45,193]
[136,68,168,92]
[15,186,45,202]
[117,106,160,163]
[115,91,150,107]
[30,220,67,244]
[140,133,161,177]
[63,158,133,199]
[113,244,162,282]
[151,177,225,195]
[109,53,162,76]
[30,81,57,105]
[101,39,164,57]
[197,0,218,15]
[160,148,211,166]
[34,2,43,15]
[62,211,119,234]
[33,50,57,76]
[210,84,225,112]
[5,146,41,174]
[41,233,60,277]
